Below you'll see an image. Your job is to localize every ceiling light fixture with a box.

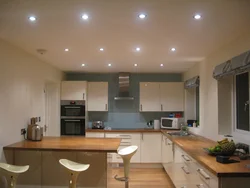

[82,14,89,20]
[194,14,202,20]
[100,48,104,51]
[138,14,146,19]
[81,64,85,67]
[160,64,164,67]
[136,47,141,51]
[64,48,69,52]
[108,63,112,67]
[171,47,176,52]
[134,64,138,67]
[29,16,36,22]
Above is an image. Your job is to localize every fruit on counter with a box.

[217,138,229,145]
[208,138,236,154]
[208,145,222,153]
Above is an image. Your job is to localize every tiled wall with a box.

[66,73,183,129]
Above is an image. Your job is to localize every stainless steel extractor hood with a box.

[114,72,134,100]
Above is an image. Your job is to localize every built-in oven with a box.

[61,118,85,136]
[61,100,85,118]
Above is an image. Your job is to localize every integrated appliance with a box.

[92,121,104,129]
[161,117,184,129]
[61,100,85,136]
[27,117,43,141]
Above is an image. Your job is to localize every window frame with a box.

[232,71,250,136]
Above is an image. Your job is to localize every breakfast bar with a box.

[3,137,121,188]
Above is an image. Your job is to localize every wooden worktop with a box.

[162,131,250,177]
[3,136,121,153]
[86,128,162,133]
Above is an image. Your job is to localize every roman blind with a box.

[184,76,200,89]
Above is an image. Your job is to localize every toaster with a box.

[92,121,104,129]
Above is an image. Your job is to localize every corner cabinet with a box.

[87,82,108,111]
[61,81,87,100]
[139,82,161,112]
[139,82,184,112]
[140,133,161,163]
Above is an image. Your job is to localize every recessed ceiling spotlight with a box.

[81,64,85,67]
[134,64,138,67]
[64,48,69,52]
[82,14,89,20]
[160,64,164,67]
[100,48,104,51]
[29,16,36,22]
[108,63,112,67]
[138,14,147,19]
[194,14,202,20]
[170,47,176,52]
[136,47,141,51]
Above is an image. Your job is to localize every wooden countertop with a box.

[86,128,162,133]
[161,131,250,177]
[3,136,121,153]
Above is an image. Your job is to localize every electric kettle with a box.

[27,118,43,141]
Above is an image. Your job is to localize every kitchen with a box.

[1,0,250,188]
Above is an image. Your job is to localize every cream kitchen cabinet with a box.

[61,81,87,100]
[160,82,184,111]
[85,132,105,138]
[140,133,161,163]
[87,82,108,111]
[162,134,174,171]
[139,82,161,112]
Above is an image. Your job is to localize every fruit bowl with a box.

[203,148,234,156]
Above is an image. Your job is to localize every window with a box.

[235,72,250,132]
[196,86,200,123]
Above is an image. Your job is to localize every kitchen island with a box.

[3,136,121,188]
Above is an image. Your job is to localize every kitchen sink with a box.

[167,131,193,136]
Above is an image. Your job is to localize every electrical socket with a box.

[21,128,26,135]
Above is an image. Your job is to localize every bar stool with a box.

[59,159,90,188]
[0,163,29,188]
[114,145,138,188]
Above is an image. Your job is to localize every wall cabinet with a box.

[140,133,161,163]
[61,81,87,100]
[139,82,161,112]
[87,82,108,111]
[160,82,184,111]
[139,82,184,112]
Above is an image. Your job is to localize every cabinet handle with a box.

[196,184,205,188]
[141,133,143,141]
[83,93,85,100]
[182,154,191,162]
[119,135,131,139]
[140,104,142,111]
[181,166,190,174]
[197,169,210,179]
[105,104,108,111]
[161,104,163,111]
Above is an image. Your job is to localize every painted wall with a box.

[66,73,183,129]
[0,39,63,162]
[183,32,250,143]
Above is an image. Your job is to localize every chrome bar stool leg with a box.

[0,163,29,188]
[59,159,90,188]
[114,146,138,188]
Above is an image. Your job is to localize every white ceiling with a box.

[0,0,250,73]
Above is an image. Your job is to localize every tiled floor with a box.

[108,168,175,188]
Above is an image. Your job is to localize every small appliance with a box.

[27,117,43,141]
[153,120,160,130]
[161,117,184,129]
[92,121,104,129]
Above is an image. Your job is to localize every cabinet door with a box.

[85,132,105,138]
[139,82,161,112]
[87,82,108,111]
[61,81,87,100]
[141,133,161,163]
[160,82,184,111]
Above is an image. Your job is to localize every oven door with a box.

[61,119,85,136]
[161,118,174,129]
[61,105,85,117]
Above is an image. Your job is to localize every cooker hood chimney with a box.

[114,72,134,100]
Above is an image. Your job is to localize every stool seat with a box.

[0,163,29,174]
[118,145,138,156]
[59,159,89,172]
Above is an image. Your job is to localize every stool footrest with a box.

[114,175,128,182]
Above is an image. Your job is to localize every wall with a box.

[66,73,183,129]
[183,33,250,143]
[0,39,63,162]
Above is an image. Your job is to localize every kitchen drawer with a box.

[85,132,105,138]
[175,183,209,188]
